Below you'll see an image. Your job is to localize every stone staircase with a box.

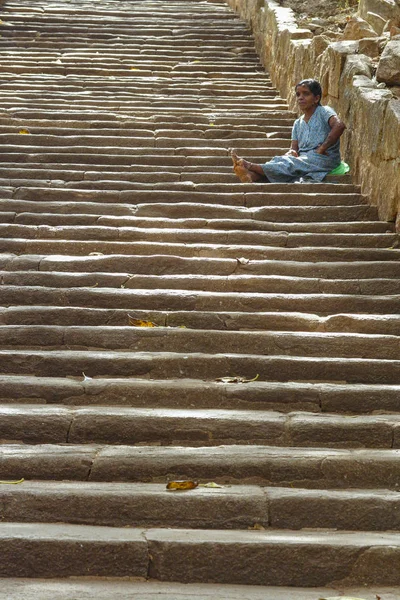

[0,0,400,597]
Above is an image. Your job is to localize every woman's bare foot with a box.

[230,149,268,183]
[230,149,253,183]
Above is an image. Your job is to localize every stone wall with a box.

[226,0,400,229]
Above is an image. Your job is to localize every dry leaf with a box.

[198,482,223,488]
[0,478,24,484]
[166,480,198,491]
[237,257,250,265]
[128,316,157,327]
[19,128,30,134]
[319,597,368,600]
[216,374,259,384]
[130,67,140,71]
[89,252,104,256]
[249,523,266,531]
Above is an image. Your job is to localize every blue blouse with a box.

[292,105,341,162]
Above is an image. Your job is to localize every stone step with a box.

[0,579,395,600]
[0,134,292,148]
[0,523,400,584]
[2,444,400,488]
[3,240,399,261]
[1,404,400,447]
[0,326,398,361]
[0,375,398,414]
[0,182,368,200]
[0,184,364,201]
[1,306,399,336]
[1,285,399,315]
[5,213,392,233]
[0,115,296,126]
[0,201,380,222]
[0,226,395,248]
[3,272,400,295]
[0,349,398,383]
[2,481,400,532]
[3,254,400,279]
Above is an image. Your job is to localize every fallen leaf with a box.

[198,482,223,488]
[209,123,215,126]
[89,252,104,256]
[216,374,259,384]
[166,480,198,491]
[19,128,30,134]
[319,597,368,600]
[130,67,140,70]
[249,523,266,531]
[128,316,157,327]
[0,478,24,484]
[237,257,250,265]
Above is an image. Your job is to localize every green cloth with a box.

[329,161,350,176]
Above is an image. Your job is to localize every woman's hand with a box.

[285,149,299,157]
[316,144,327,155]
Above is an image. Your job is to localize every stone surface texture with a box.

[0,0,399,596]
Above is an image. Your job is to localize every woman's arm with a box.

[316,115,346,155]
[285,140,299,157]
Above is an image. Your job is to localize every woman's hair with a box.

[295,79,322,104]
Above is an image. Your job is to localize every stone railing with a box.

[226,0,400,229]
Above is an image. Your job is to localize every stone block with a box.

[376,40,400,84]
[358,0,400,25]
[342,16,379,40]
[358,36,385,56]
[320,41,360,99]
[367,10,389,34]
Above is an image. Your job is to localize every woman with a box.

[231,79,346,183]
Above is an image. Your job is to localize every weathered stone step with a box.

[0,349,398,383]
[6,213,391,233]
[0,114,295,127]
[0,326,398,361]
[0,375,398,413]
[1,404,400,447]
[3,272,400,295]
[0,201,379,223]
[0,109,296,123]
[3,240,399,261]
[1,522,400,584]
[2,444,400,488]
[0,179,361,198]
[0,185,364,204]
[0,123,292,137]
[4,182,366,203]
[1,285,400,315]
[0,481,269,528]
[3,254,400,280]
[2,482,400,532]
[3,307,398,336]
[0,226,395,248]
[0,136,290,151]
[0,580,394,600]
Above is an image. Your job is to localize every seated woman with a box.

[231,79,346,183]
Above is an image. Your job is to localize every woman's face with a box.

[295,85,320,111]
